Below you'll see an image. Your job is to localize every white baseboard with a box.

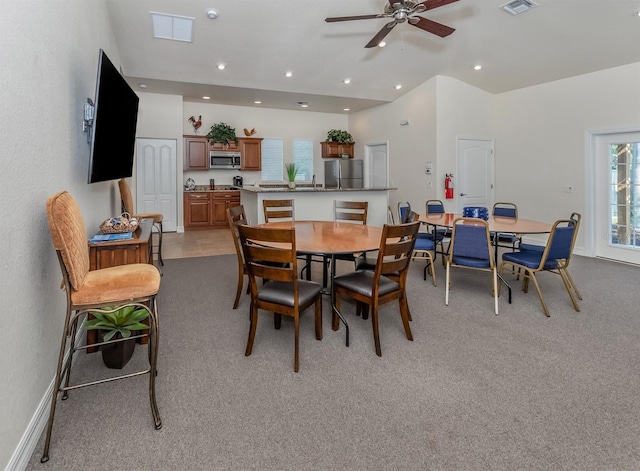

[5,322,86,471]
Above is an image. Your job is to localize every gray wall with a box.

[0,1,121,468]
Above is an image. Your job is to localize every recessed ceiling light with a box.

[285,71,293,78]
[138,83,147,89]
[378,41,387,48]
[217,63,226,70]
[636,9,640,16]
[206,9,218,19]
[343,108,350,111]
[254,100,262,104]
[202,96,210,100]
[473,64,482,71]
[395,84,402,90]
[343,78,351,84]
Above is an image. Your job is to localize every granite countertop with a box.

[239,186,396,193]
[184,185,242,192]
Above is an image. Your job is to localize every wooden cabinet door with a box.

[210,196,228,226]
[184,193,210,227]
[239,138,263,171]
[321,142,354,158]
[184,137,209,170]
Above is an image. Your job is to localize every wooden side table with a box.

[86,218,154,352]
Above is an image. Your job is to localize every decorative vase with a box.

[288,182,296,189]
[100,332,136,369]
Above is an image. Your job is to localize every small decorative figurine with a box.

[188,115,202,134]
[243,127,257,136]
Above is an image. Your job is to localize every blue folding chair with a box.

[515,212,582,301]
[445,217,499,315]
[492,202,521,250]
[425,199,450,264]
[499,219,579,317]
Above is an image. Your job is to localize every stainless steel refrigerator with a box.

[324,159,364,189]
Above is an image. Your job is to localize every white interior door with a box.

[594,132,640,264]
[136,138,177,232]
[457,138,494,212]
[365,142,388,188]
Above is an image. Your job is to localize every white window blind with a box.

[292,139,313,182]
[261,138,284,181]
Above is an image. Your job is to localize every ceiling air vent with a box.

[500,0,537,15]
[150,12,194,42]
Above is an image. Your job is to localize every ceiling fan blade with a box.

[365,21,397,48]
[325,14,386,22]
[418,0,460,12]
[410,16,455,37]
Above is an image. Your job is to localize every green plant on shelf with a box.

[284,163,299,182]
[206,122,239,146]
[326,129,354,144]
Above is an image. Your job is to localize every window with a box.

[610,142,640,247]
[261,138,283,181]
[293,139,313,182]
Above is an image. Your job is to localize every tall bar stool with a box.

[41,191,161,462]
[118,178,164,266]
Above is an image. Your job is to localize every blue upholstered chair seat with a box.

[414,237,435,251]
[258,280,323,307]
[451,255,491,268]
[502,250,559,270]
[518,242,544,252]
[333,271,400,298]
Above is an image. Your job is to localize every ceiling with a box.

[106,0,640,114]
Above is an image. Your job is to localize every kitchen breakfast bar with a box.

[240,186,395,226]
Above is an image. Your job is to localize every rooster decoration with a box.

[188,115,202,134]
[243,127,257,136]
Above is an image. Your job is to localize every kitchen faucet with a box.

[312,174,316,187]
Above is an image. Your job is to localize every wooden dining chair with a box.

[445,217,499,315]
[500,219,580,317]
[263,199,295,222]
[238,224,323,372]
[118,178,164,266]
[332,221,420,357]
[42,191,162,462]
[227,205,250,309]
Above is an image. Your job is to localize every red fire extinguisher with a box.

[445,173,454,199]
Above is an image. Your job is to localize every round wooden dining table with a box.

[418,213,553,304]
[257,220,384,346]
[419,213,552,234]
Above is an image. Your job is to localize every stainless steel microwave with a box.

[210,151,241,169]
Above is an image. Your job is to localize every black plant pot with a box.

[101,334,136,369]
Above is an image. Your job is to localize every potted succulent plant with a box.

[285,163,298,189]
[85,305,150,369]
[326,129,354,144]
[206,122,239,147]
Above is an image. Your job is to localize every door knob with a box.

[460,193,467,196]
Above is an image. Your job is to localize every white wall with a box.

[435,76,494,212]
[493,62,640,251]
[0,1,122,468]
[349,78,438,215]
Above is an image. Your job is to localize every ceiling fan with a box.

[325,0,459,48]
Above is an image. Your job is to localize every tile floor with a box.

[162,229,236,260]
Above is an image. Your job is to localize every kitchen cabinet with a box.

[211,191,241,226]
[210,141,239,151]
[238,137,263,171]
[184,136,209,170]
[321,141,354,159]
[184,191,240,229]
[184,192,211,227]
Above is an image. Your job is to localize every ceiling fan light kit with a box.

[325,0,459,49]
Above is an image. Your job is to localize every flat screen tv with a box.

[88,49,139,184]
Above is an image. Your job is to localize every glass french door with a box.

[595,132,640,264]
